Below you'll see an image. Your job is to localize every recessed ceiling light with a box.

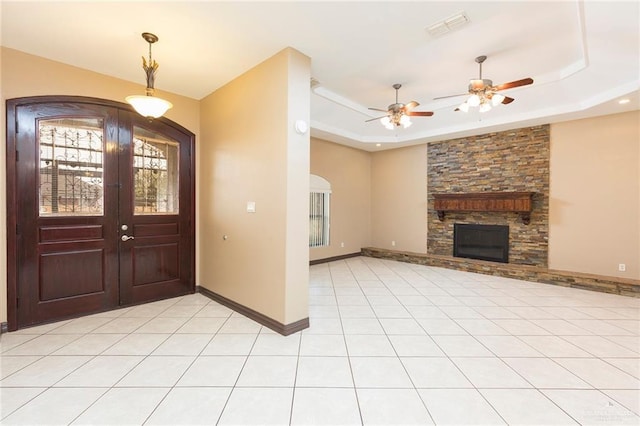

[376,143,381,147]
[618,98,630,104]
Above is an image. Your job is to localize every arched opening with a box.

[310,174,331,248]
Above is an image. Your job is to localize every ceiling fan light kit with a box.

[126,32,173,119]
[467,94,481,107]
[381,114,412,129]
[380,116,394,130]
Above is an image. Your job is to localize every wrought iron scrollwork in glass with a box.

[133,127,179,214]
[39,118,104,216]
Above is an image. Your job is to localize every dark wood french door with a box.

[6,96,195,330]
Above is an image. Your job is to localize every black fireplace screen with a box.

[453,224,509,263]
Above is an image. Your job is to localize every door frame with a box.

[5,95,196,331]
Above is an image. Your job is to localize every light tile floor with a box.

[1,256,639,425]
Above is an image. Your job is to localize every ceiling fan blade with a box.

[494,78,533,91]
[433,93,469,100]
[404,101,419,111]
[406,111,434,117]
[368,107,389,113]
[365,115,389,123]
[502,96,515,105]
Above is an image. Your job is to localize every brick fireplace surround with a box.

[363,125,639,297]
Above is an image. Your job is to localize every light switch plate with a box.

[247,201,256,213]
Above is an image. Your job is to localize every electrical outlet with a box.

[618,263,626,272]
[391,241,396,247]
[340,242,345,248]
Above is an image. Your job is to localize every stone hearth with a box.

[362,247,640,298]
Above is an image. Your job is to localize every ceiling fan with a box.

[366,84,434,129]
[434,55,533,112]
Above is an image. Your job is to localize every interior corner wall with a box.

[0,47,201,325]
[199,48,310,325]
[370,144,427,254]
[284,49,311,324]
[309,138,371,261]
[549,111,640,279]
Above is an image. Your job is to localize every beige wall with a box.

[549,111,640,279]
[0,47,200,325]
[310,138,371,261]
[367,112,639,280]
[371,144,427,253]
[283,50,311,323]
[199,48,310,325]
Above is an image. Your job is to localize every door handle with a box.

[121,235,135,242]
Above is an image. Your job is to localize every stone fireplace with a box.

[427,125,550,267]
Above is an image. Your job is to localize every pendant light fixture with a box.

[126,32,173,119]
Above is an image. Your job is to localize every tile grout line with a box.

[361,256,438,425]
[333,259,365,426]
[140,298,228,425]
[65,295,188,425]
[212,322,261,425]
[288,323,304,425]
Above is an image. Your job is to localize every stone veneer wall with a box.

[427,125,550,266]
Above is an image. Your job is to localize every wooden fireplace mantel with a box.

[433,192,535,224]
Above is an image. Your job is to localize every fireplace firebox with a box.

[453,224,509,263]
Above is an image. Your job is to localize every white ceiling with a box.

[1,1,638,151]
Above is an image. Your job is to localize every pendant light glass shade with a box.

[467,94,481,107]
[479,102,492,113]
[380,116,394,129]
[125,95,173,119]
[491,93,505,106]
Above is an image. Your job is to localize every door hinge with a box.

[15,150,19,162]
[15,118,19,134]
[16,298,19,308]
[16,223,19,235]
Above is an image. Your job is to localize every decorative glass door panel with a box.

[6,97,195,330]
[133,126,179,214]
[39,118,104,216]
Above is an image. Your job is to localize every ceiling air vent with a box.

[426,11,470,38]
